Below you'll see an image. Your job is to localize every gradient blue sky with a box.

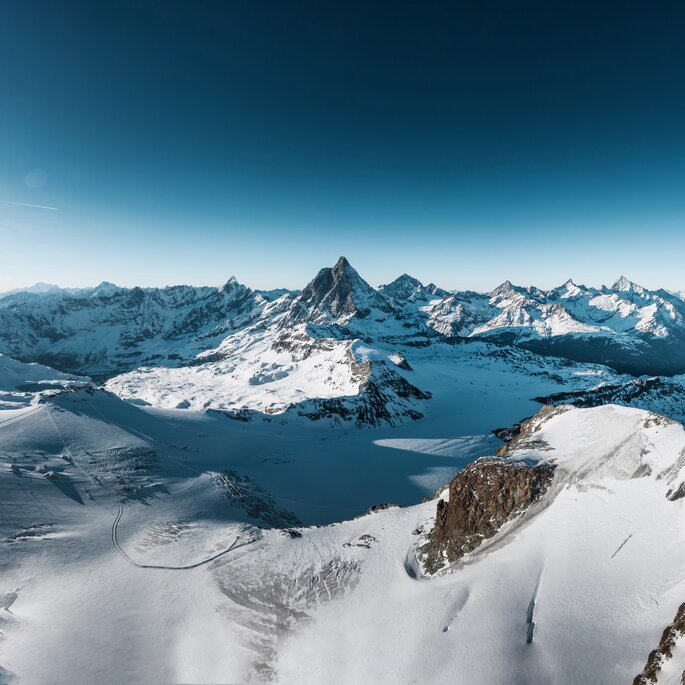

[2,0,685,293]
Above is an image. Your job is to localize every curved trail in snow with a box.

[111,505,257,571]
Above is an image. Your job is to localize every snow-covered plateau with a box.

[1,258,685,684]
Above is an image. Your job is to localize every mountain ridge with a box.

[2,256,685,377]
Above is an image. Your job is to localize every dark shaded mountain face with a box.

[510,332,685,377]
[534,375,685,424]
[2,257,685,377]
[286,256,395,324]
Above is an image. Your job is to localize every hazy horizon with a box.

[1,253,679,296]
[3,1,685,292]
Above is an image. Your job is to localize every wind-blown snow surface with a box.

[1,378,685,683]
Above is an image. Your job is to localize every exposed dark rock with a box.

[343,534,378,549]
[206,407,255,422]
[389,352,413,370]
[363,503,400,515]
[492,421,524,442]
[535,376,685,413]
[271,331,338,360]
[213,470,301,528]
[632,463,653,479]
[667,482,685,501]
[286,256,394,324]
[297,359,430,427]
[0,280,262,375]
[516,332,685,377]
[379,273,448,303]
[633,602,685,684]
[422,457,555,574]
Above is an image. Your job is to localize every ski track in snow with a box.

[110,505,256,570]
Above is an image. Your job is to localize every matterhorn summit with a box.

[287,256,395,323]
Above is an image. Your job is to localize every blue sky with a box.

[2,1,685,292]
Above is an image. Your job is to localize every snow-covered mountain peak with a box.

[548,278,592,300]
[91,281,121,298]
[383,273,422,291]
[217,275,251,300]
[611,275,646,294]
[379,273,447,304]
[0,281,63,298]
[489,279,516,297]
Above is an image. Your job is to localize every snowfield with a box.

[1,383,685,684]
[2,260,685,684]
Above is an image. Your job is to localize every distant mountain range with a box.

[2,257,685,377]
[3,265,685,685]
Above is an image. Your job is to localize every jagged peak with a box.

[396,273,422,285]
[380,273,423,290]
[489,279,518,297]
[289,256,392,321]
[218,275,239,292]
[91,281,121,297]
[315,257,370,287]
[612,275,646,293]
[550,278,585,297]
[379,273,448,303]
[333,255,352,272]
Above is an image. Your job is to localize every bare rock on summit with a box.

[287,256,394,323]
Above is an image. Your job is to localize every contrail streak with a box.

[0,200,59,211]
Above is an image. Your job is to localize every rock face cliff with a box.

[422,457,555,574]
[286,256,394,324]
[633,602,685,684]
[296,359,431,427]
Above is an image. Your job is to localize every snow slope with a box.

[2,258,685,683]
[0,354,87,409]
[1,383,684,683]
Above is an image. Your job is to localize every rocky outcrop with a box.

[422,457,555,574]
[633,602,685,684]
[297,360,430,427]
[212,470,301,528]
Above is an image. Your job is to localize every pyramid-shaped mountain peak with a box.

[288,257,393,323]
